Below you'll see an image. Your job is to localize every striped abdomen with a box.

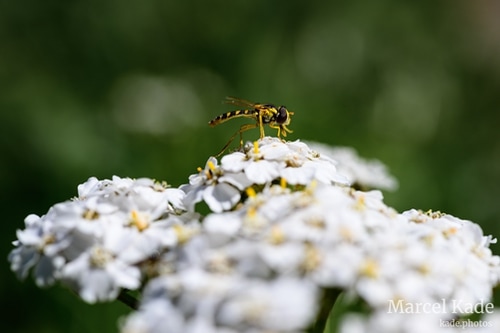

[209,109,258,127]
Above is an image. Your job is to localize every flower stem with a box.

[309,288,342,333]
[117,290,139,310]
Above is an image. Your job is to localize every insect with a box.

[209,97,294,156]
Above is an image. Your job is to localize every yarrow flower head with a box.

[8,136,500,333]
[9,176,200,303]
[180,137,349,213]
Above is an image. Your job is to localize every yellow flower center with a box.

[359,258,379,279]
[130,210,149,231]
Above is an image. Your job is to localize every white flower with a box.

[306,142,398,191]
[61,225,141,303]
[8,214,68,286]
[11,140,500,333]
[221,151,283,184]
[203,211,243,239]
[217,278,319,331]
[200,180,500,315]
[121,299,186,333]
[221,137,350,186]
[49,197,120,238]
[77,176,101,198]
[181,137,350,214]
[9,176,198,303]
[122,267,318,333]
[77,176,186,214]
[181,157,249,213]
[401,209,500,304]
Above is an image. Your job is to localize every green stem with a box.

[117,290,139,310]
[309,288,342,333]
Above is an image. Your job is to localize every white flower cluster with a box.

[306,141,399,191]
[8,176,199,303]
[8,137,500,333]
[180,137,350,213]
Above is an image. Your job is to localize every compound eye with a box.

[276,106,288,124]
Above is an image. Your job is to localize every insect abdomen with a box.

[209,109,256,127]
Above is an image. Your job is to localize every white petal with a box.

[244,161,280,184]
[204,212,242,237]
[221,152,247,172]
[203,183,240,213]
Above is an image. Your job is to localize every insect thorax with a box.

[260,106,279,124]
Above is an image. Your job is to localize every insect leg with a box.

[258,113,265,139]
[214,123,258,157]
[269,124,282,139]
[238,123,258,147]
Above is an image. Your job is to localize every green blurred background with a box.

[2,0,500,332]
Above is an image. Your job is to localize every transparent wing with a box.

[224,96,261,108]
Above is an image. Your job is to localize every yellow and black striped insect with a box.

[209,97,294,157]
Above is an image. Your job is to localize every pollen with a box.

[424,209,445,219]
[204,160,218,179]
[82,209,99,220]
[244,206,267,232]
[130,210,149,231]
[359,258,379,279]
[443,227,458,238]
[90,246,114,268]
[417,263,431,275]
[246,187,257,198]
[38,234,56,251]
[339,225,354,241]
[422,234,434,246]
[246,205,257,218]
[280,177,287,189]
[152,181,168,192]
[268,226,286,245]
[207,160,216,171]
[174,225,191,244]
[353,194,366,211]
[253,141,260,155]
[301,243,321,272]
[305,216,326,229]
[207,252,233,274]
[304,179,317,196]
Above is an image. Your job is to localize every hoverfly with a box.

[209,97,294,157]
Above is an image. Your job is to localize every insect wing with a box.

[224,96,262,109]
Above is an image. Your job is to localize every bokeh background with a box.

[2,1,500,332]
